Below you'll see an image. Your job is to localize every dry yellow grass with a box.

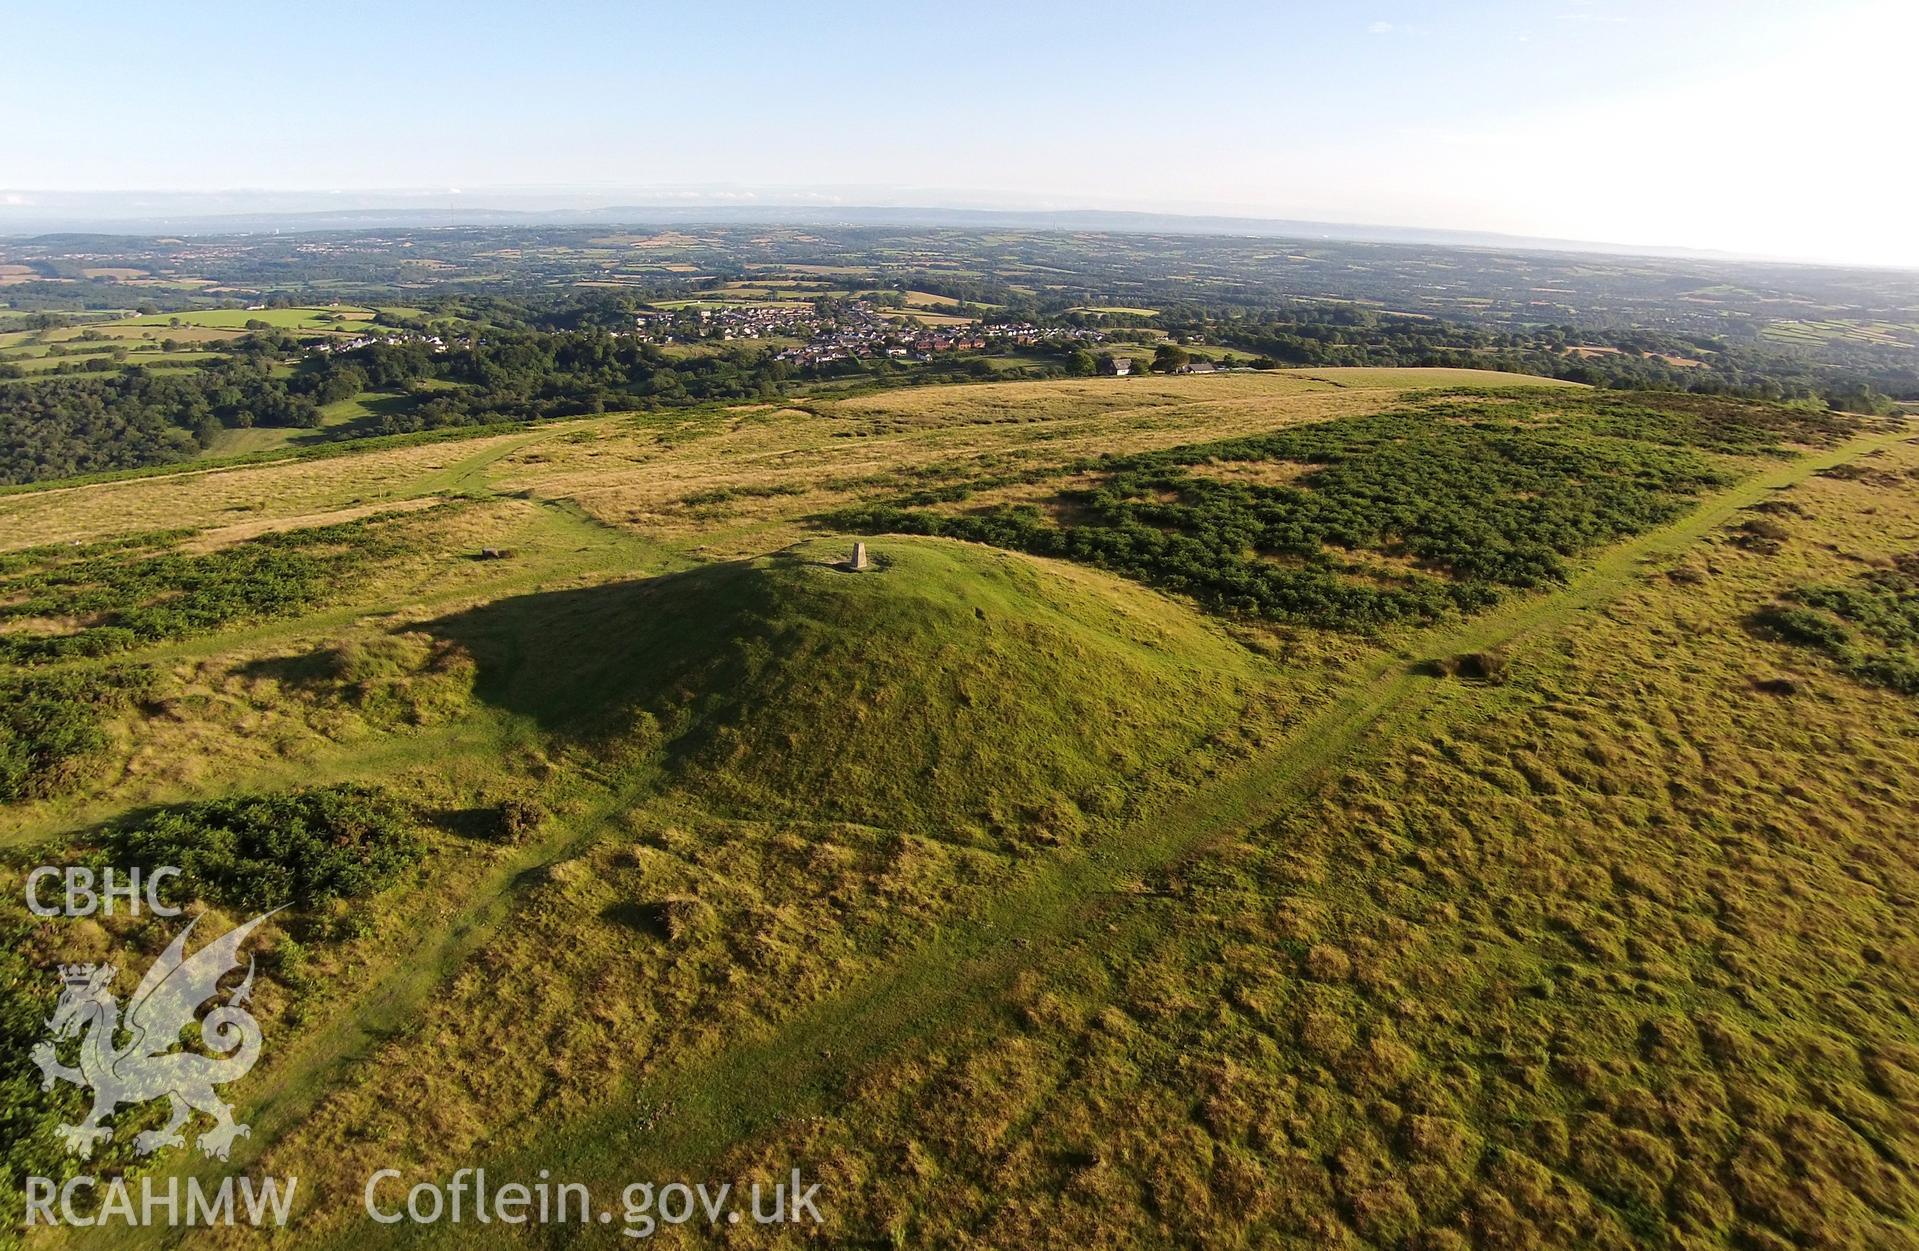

[1288,365,1581,389]
[0,429,546,549]
[819,372,1336,424]
[177,497,449,553]
[0,371,1566,561]
[171,421,1919,1251]
[1187,460,1320,487]
[504,379,1413,556]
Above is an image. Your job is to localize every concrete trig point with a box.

[847,541,871,572]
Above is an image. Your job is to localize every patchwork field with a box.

[1761,319,1919,349]
[0,306,383,380]
[1,369,1913,1249]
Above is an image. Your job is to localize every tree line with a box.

[1158,306,1907,411]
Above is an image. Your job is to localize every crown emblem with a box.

[34,914,273,1163]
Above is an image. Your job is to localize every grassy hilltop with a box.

[0,368,1914,1249]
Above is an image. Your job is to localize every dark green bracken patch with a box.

[1461,387,1859,456]
[0,664,156,802]
[116,784,427,912]
[1,785,422,1221]
[827,392,1847,631]
[0,912,142,1235]
[1753,555,1919,694]
[0,512,434,665]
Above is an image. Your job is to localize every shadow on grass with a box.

[427,804,507,842]
[600,899,671,940]
[232,552,842,796]
[236,648,339,689]
[408,560,769,738]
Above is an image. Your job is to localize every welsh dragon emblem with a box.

[31,912,276,1160]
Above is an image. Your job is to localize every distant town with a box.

[630,298,1114,369]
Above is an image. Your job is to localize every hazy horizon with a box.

[0,184,1765,250]
[3,187,1915,274]
[6,0,1917,267]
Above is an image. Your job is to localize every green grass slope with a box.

[424,535,1266,836]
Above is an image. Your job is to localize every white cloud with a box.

[1367,20,1394,35]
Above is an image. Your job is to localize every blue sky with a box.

[4,1,1913,264]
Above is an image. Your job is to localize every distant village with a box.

[313,331,449,354]
[308,297,1177,374]
[630,299,1112,368]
